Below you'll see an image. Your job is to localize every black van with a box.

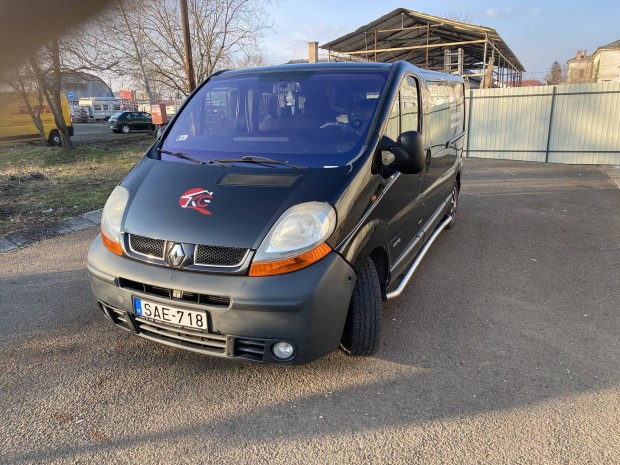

[87,61,465,364]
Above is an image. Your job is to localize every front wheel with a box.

[48,130,62,147]
[121,124,131,134]
[340,257,383,356]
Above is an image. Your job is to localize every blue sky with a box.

[262,1,620,80]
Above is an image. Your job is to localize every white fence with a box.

[465,82,620,165]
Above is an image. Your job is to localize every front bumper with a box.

[87,235,356,364]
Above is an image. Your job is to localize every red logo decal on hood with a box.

[179,188,213,215]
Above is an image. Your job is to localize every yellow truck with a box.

[0,92,73,146]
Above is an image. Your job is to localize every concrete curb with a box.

[0,209,102,254]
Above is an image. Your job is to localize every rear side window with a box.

[425,80,463,143]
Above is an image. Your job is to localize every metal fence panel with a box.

[465,82,620,165]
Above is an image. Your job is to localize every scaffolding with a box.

[320,9,525,88]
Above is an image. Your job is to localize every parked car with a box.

[88,61,465,364]
[108,111,154,133]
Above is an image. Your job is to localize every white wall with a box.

[465,82,620,165]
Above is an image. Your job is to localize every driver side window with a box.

[384,75,420,140]
[401,76,419,132]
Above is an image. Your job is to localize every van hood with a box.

[121,157,350,249]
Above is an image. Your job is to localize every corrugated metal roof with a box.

[321,8,525,72]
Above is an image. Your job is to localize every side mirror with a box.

[380,131,425,174]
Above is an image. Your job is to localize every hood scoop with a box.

[218,174,299,187]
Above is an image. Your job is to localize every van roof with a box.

[217,61,395,77]
[215,61,463,84]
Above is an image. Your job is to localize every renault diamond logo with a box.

[167,243,185,268]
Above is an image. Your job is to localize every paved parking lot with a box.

[72,123,156,145]
[0,158,618,464]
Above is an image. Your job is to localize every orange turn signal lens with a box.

[102,232,123,256]
[249,243,332,277]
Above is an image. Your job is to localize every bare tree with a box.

[28,38,74,149]
[87,0,156,103]
[141,0,271,96]
[443,9,473,24]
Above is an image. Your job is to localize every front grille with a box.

[134,316,227,355]
[129,234,165,258]
[126,234,250,269]
[98,301,226,355]
[195,245,249,267]
[119,278,231,307]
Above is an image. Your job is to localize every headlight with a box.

[100,186,129,256]
[250,202,336,276]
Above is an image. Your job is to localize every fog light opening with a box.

[272,342,295,360]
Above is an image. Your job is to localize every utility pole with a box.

[180,0,196,94]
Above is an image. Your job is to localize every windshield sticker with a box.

[176,134,188,141]
[179,188,213,215]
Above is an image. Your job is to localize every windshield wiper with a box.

[158,149,227,166]
[213,155,306,169]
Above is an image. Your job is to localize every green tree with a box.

[545,60,566,85]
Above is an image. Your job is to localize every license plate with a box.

[133,297,207,330]
[109,125,114,129]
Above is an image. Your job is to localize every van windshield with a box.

[160,69,389,168]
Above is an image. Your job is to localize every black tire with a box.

[340,257,383,356]
[446,182,459,229]
[121,124,131,134]
[48,130,62,147]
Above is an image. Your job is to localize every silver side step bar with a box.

[385,215,453,300]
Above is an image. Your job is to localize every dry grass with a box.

[0,140,149,236]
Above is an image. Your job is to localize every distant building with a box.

[592,39,620,82]
[61,72,114,109]
[506,80,541,87]
[567,50,594,84]
[319,8,525,88]
[567,40,620,84]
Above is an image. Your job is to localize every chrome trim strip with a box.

[386,215,453,300]
[128,234,166,259]
[446,131,466,148]
[390,193,451,274]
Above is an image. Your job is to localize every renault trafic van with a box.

[87,61,465,364]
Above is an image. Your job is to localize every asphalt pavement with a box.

[1,158,619,464]
[71,122,156,145]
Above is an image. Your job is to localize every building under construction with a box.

[319,8,525,88]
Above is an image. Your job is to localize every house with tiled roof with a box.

[567,50,594,83]
[592,39,620,82]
